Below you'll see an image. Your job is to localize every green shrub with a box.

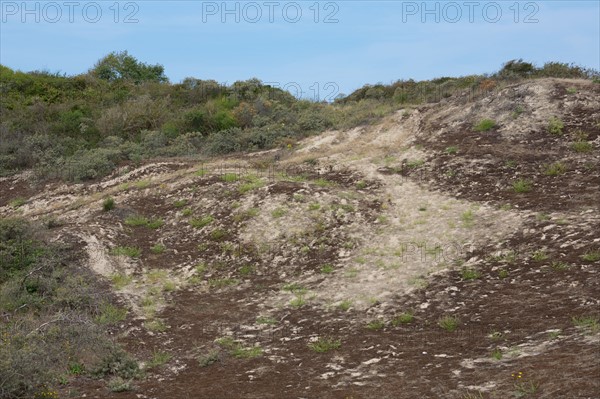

[547,117,564,135]
[103,197,115,211]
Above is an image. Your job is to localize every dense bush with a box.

[0,219,137,398]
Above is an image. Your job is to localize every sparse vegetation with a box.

[572,315,599,334]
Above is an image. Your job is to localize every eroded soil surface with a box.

[1,78,598,398]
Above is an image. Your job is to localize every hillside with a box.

[1,77,599,398]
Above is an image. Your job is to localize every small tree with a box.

[90,51,168,84]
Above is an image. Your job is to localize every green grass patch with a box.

[102,197,115,211]
[512,179,532,193]
[544,162,566,176]
[308,337,341,353]
[572,315,599,334]
[581,250,600,262]
[570,141,593,153]
[95,303,128,325]
[145,351,172,369]
[320,264,334,274]
[190,215,214,229]
[474,119,496,132]
[110,273,133,289]
[547,116,564,135]
[460,267,481,280]
[271,208,287,218]
[150,244,166,254]
[438,315,459,332]
[366,319,385,330]
[221,173,239,182]
[392,312,414,326]
[173,199,188,208]
[110,246,141,258]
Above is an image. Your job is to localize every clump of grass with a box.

[102,197,115,211]
[289,296,306,308]
[570,141,593,153]
[197,350,220,367]
[320,264,334,274]
[544,162,566,176]
[107,377,133,392]
[215,337,262,359]
[531,249,548,262]
[392,312,414,326]
[460,267,481,280]
[110,246,141,258]
[406,159,424,168]
[356,180,367,189]
[135,180,151,189]
[256,316,277,325]
[445,146,458,155]
[308,337,341,353]
[366,319,385,330]
[221,173,239,182]
[190,215,214,229]
[145,351,172,369]
[308,203,321,211]
[572,316,599,334]
[150,244,165,254]
[239,264,254,276]
[146,219,164,229]
[182,208,193,217]
[239,178,265,194]
[491,348,503,360]
[208,278,239,289]
[173,199,187,208]
[313,178,332,187]
[581,250,600,262]
[271,208,287,218]
[111,273,133,289]
[547,116,564,135]
[196,349,221,367]
[338,300,352,311]
[95,303,128,325]
[125,215,163,229]
[550,261,569,271]
[461,209,475,227]
[209,228,228,241]
[498,269,509,279]
[474,119,496,132]
[438,315,459,332]
[512,179,532,193]
[282,283,306,294]
[145,319,167,332]
[125,215,149,227]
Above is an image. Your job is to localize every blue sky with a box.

[1,1,598,99]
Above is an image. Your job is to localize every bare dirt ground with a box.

[1,78,598,398]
